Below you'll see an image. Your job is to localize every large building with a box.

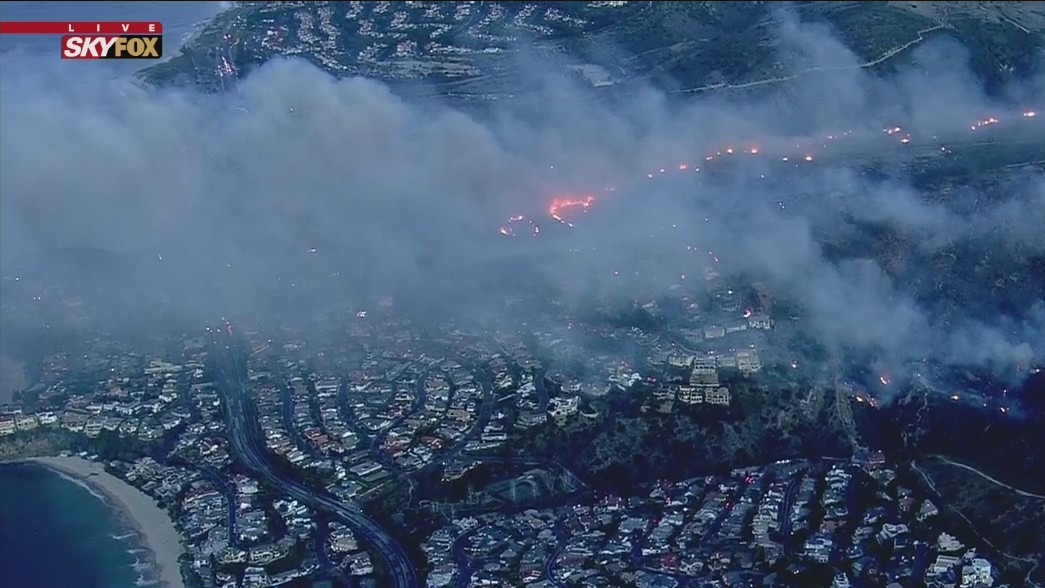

[548,396,580,424]
[736,349,762,374]
[677,386,704,405]
[705,387,731,406]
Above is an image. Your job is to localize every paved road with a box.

[408,365,495,481]
[199,465,239,547]
[543,523,569,588]
[212,338,419,588]
[369,366,427,470]
[778,470,805,556]
[675,25,946,95]
[450,527,477,588]
[279,379,318,456]
[699,479,752,549]
[912,460,1042,588]
[930,455,1045,500]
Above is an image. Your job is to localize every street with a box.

[212,338,419,588]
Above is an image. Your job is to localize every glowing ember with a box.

[970,116,1000,131]
[506,108,1039,234]
[549,195,597,224]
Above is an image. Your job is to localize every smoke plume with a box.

[2,10,1043,396]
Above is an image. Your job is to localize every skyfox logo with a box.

[61,35,162,59]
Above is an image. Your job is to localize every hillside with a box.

[140,1,1045,99]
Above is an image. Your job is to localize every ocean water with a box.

[0,463,148,588]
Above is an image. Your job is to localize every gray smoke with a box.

[2,11,1043,394]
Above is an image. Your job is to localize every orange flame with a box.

[549,195,597,223]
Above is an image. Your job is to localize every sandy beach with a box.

[31,456,187,588]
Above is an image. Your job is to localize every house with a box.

[705,387,731,406]
[931,554,960,575]
[917,499,939,521]
[349,462,382,478]
[966,558,992,585]
[667,354,693,369]
[725,321,748,334]
[692,357,717,375]
[345,551,373,575]
[548,396,579,424]
[716,354,737,368]
[16,415,40,430]
[736,349,762,373]
[937,532,964,553]
[748,314,773,330]
[703,325,726,339]
[677,387,704,405]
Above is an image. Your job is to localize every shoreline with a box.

[27,456,187,588]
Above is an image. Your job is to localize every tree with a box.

[92,429,154,462]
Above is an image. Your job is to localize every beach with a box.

[32,456,187,588]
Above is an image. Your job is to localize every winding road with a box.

[912,460,1042,588]
[675,25,946,94]
[928,455,1045,500]
[212,336,419,588]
